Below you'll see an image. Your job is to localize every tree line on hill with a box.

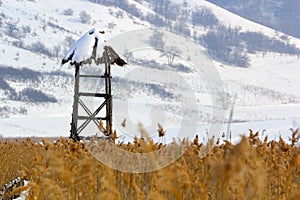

[0,66,60,103]
[88,0,300,67]
[207,0,300,38]
[1,0,299,68]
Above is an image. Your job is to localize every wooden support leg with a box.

[70,65,80,141]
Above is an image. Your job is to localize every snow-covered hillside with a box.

[0,0,299,140]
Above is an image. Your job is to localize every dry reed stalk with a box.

[1,129,300,199]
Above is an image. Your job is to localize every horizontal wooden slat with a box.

[77,116,108,120]
[79,75,107,78]
[78,92,109,97]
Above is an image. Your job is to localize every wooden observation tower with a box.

[70,47,113,141]
[61,29,126,141]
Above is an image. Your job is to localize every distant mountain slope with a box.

[207,0,300,38]
[0,0,299,127]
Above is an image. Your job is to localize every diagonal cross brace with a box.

[78,98,99,128]
[77,97,110,134]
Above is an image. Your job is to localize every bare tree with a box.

[79,11,91,24]
[123,49,133,63]
[161,45,182,66]
[63,8,74,16]
[65,36,75,47]
[149,30,165,50]
[52,45,61,57]
[174,2,189,32]
[192,6,219,29]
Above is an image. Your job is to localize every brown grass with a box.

[1,129,300,199]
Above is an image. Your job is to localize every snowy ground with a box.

[0,114,299,145]
[0,0,299,144]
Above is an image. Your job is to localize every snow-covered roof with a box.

[61,28,126,67]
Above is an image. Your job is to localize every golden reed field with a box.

[1,129,300,200]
